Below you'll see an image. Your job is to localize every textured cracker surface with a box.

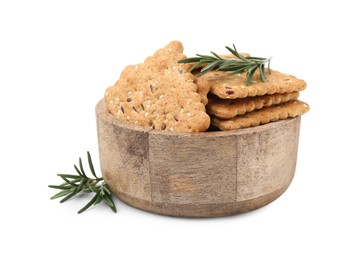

[192,53,250,105]
[105,41,210,132]
[212,100,309,130]
[207,91,299,119]
[196,69,306,99]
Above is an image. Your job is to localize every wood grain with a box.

[96,99,301,217]
[96,101,151,202]
[149,133,237,204]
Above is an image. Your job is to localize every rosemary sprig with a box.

[48,152,117,214]
[178,44,272,85]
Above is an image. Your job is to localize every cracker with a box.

[207,91,300,119]
[212,100,309,130]
[195,69,306,99]
[191,53,250,105]
[105,41,210,132]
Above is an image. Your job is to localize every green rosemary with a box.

[178,44,272,85]
[48,152,117,214]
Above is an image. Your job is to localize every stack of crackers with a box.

[105,41,309,132]
[199,69,309,130]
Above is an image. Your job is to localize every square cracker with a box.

[207,91,300,119]
[196,69,306,99]
[212,100,309,130]
[105,41,210,132]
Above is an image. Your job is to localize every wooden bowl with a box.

[96,99,301,217]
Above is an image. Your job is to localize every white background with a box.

[1,0,360,259]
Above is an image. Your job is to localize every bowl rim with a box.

[96,99,299,138]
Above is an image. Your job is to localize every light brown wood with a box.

[96,99,301,217]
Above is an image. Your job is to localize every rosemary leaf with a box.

[57,174,81,179]
[178,44,271,85]
[246,68,257,86]
[58,175,71,184]
[260,64,266,82]
[102,185,111,195]
[87,151,98,178]
[103,194,114,208]
[73,165,83,177]
[51,189,72,200]
[77,192,100,214]
[48,185,71,190]
[49,152,117,214]
[79,157,87,178]
[104,193,117,213]
[210,51,222,60]
[60,190,78,203]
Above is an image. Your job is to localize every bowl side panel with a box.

[236,117,300,202]
[96,101,152,202]
[148,134,238,205]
